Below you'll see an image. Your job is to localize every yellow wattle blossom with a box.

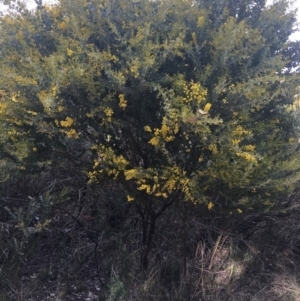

[203,103,212,112]
[232,139,240,145]
[164,136,174,142]
[0,103,7,113]
[138,184,151,194]
[232,125,251,136]
[63,129,79,139]
[173,123,179,134]
[60,117,75,127]
[118,94,127,109]
[208,144,218,154]
[129,59,140,78]
[144,125,152,132]
[161,124,169,137]
[148,123,177,145]
[207,201,214,210]
[236,152,257,164]
[243,144,255,152]
[50,6,62,17]
[27,110,38,116]
[10,118,23,126]
[112,155,128,166]
[93,160,100,168]
[57,105,64,112]
[289,138,295,144]
[11,93,18,102]
[183,80,208,104]
[127,195,135,202]
[14,76,37,86]
[102,50,118,63]
[51,85,57,96]
[197,16,205,27]
[149,137,159,146]
[124,169,139,180]
[37,90,54,109]
[164,178,176,193]
[58,21,67,30]
[192,32,197,45]
[67,48,73,57]
[104,107,113,122]
[155,192,168,198]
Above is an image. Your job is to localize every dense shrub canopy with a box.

[0,0,299,216]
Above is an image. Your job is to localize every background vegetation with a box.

[0,0,300,300]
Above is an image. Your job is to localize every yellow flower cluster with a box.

[136,182,168,198]
[9,118,23,126]
[124,168,139,180]
[197,16,205,27]
[102,50,118,63]
[67,48,73,57]
[231,125,253,148]
[231,126,257,163]
[118,94,127,109]
[62,129,79,139]
[58,21,68,30]
[51,85,57,96]
[231,139,240,145]
[50,6,61,17]
[59,117,75,127]
[104,107,113,117]
[11,93,20,102]
[232,125,251,136]
[89,145,129,182]
[37,90,48,100]
[191,32,197,45]
[112,154,128,167]
[203,103,212,112]
[208,144,218,154]
[26,110,38,116]
[114,71,125,85]
[127,195,134,202]
[124,166,190,201]
[57,106,64,112]
[289,137,295,144]
[236,152,257,164]
[144,125,152,132]
[129,60,140,78]
[243,144,255,152]
[149,137,159,146]
[0,103,7,113]
[148,122,179,146]
[207,201,214,210]
[8,128,23,137]
[14,76,37,86]
[182,81,207,104]
[37,90,54,109]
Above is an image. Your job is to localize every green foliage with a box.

[108,274,126,301]
[0,0,299,217]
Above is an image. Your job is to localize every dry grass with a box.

[271,274,300,300]
[2,170,300,300]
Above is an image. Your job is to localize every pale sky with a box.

[1,0,300,41]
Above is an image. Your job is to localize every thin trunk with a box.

[136,194,179,270]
